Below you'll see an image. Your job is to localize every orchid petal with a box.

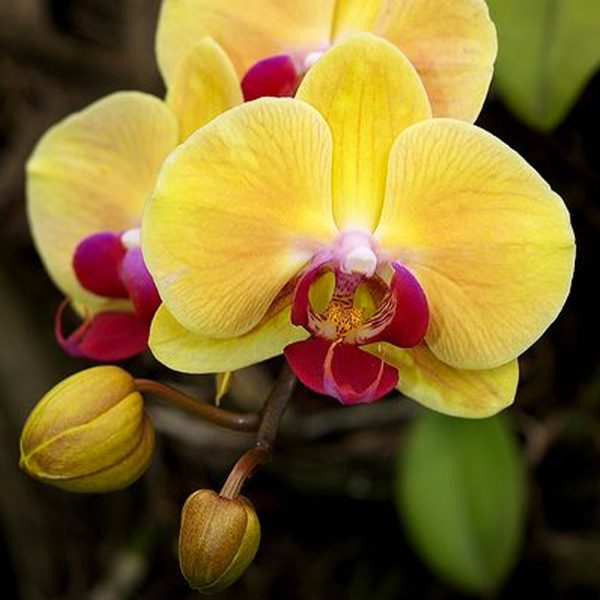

[166,38,242,142]
[291,261,331,328]
[27,92,178,310]
[143,98,337,338]
[119,248,161,322]
[376,119,575,369]
[149,304,307,373]
[366,342,519,418]
[215,372,234,404]
[296,34,431,231]
[72,232,128,299]
[285,337,398,405]
[377,0,497,121]
[156,0,336,85]
[362,262,429,347]
[285,338,331,396]
[331,0,384,40]
[56,303,149,362]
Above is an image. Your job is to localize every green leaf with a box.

[487,0,600,131]
[395,411,526,595]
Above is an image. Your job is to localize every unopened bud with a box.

[179,489,260,593]
[20,365,154,493]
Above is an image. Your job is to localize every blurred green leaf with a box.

[395,411,525,595]
[487,0,600,130]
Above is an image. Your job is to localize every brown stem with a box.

[134,379,260,433]
[218,363,298,498]
[257,362,297,450]
[219,447,271,499]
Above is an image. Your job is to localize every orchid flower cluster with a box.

[21,0,575,592]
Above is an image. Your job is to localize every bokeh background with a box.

[1,1,599,598]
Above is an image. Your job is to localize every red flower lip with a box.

[57,230,161,361]
[286,255,429,405]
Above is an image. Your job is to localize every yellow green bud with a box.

[179,489,260,593]
[19,365,154,493]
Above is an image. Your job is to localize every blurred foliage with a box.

[488,0,600,131]
[395,412,525,595]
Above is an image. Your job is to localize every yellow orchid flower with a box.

[143,34,575,416]
[156,0,497,122]
[26,39,242,361]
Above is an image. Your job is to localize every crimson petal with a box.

[367,262,429,347]
[73,231,128,298]
[119,247,161,322]
[55,300,149,361]
[241,55,300,101]
[291,262,328,328]
[285,337,398,405]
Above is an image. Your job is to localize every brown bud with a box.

[179,489,260,593]
[20,365,154,492]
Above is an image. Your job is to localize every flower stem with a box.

[257,361,297,450]
[219,447,270,499]
[133,379,260,433]
[219,363,298,499]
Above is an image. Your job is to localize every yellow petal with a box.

[331,0,383,40]
[143,98,337,338]
[296,33,431,232]
[166,38,243,142]
[376,119,575,370]
[366,342,519,418]
[156,0,336,85]
[149,304,307,373]
[27,92,178,308]
[377,0,497,121]
[214,371,234,405]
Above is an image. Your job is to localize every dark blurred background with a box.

[1,1,599,598]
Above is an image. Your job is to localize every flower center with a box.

[71,229,160,320]
[323,301,365,337]
[73,231,128,299]
[307,271,382,342]
[291,233,429,350]
[342,245,377,276]
[334,229,380,276]
[241,48,328,101]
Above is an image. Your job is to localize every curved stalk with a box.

[219,363,298,498]
[134,379,260,433]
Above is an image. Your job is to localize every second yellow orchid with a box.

[26,39,241,360]
[143,34,575,416]
[156,0,497,122]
